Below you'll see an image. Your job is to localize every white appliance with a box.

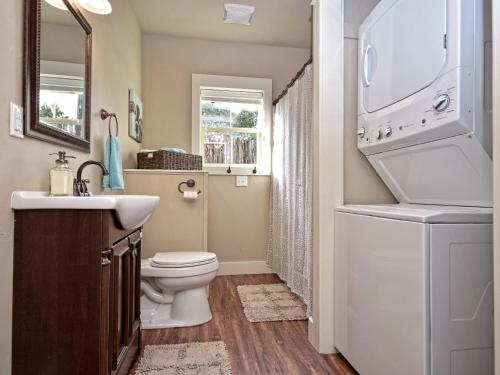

[335,205,493,375]
[334,0,494,374]
[357,0,492,207]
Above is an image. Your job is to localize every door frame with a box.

[309,0,344,353]
[492,1,500,374]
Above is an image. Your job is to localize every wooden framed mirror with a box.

[24,0,92,152]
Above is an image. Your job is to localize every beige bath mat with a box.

[237,283,307,322]
[135,341,231,375]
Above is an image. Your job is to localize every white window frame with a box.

[192,74,272,175]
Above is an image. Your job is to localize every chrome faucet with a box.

[73,160,109,196]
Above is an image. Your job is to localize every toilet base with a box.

[140,286,213,329]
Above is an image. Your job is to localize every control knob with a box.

[433,94,451,113]
[384,126,392,137]
[357,127,366,138]
[375,130,382,140]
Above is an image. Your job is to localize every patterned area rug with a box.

[237,283,307,322]
[135,341,232,375]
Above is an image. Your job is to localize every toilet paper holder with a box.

[178,179,202,195]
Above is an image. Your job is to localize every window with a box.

[39,61,85,138]
[192,75,272,175]
[39,79,85,137]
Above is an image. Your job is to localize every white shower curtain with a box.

[267,64,313,315]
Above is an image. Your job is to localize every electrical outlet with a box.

[236,176,248,187]
[9,102,24,139]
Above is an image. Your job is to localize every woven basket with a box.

[137,150,203,170]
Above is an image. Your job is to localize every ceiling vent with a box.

[223,3,255,26]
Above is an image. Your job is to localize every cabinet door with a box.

[100,249,112,375]
[110,238,132,370]
[128,231,142,338]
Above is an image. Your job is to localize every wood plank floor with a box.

[129,274,357,375]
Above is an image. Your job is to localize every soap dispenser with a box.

[49,151,75,196]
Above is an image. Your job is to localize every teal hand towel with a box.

[102,135,125,190]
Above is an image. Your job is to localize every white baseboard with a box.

[217,261,274,276]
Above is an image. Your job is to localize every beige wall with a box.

[125,170,209,258]
[343,0,395,204]
[142,34,311,151]
[142,34,310,263]
[0,0,142,372]
[125,171,270,264]
[208,176,270,262]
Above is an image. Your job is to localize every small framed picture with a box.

[129,90,143,143]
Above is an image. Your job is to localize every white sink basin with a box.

[11,191,160,230]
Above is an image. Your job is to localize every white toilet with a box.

[140,251,218,329]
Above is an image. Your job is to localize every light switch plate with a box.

[10,102,24,139]
[236,175,248,187]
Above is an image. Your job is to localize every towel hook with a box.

[100,109,118,137]
[178,179,202,195]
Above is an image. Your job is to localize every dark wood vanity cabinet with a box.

[13,210,142,375]
[110,232,141,372]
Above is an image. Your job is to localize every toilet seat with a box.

[141,252,218,278]
[151,252,217,268]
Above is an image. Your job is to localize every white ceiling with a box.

[130,0,312,49]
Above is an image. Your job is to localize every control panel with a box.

[357,68,474,156]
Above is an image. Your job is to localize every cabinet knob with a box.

[101,249,111,266]
[101,257,111,266]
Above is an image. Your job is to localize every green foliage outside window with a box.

[201,103,230,119]
[40,103,65,118]
[231,109,258,128]
[202,102,258,128]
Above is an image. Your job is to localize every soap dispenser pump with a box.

[49,151,75,196]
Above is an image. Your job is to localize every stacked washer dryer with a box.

[334,0,493,374]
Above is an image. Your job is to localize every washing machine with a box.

[334,0,494,374]
[335,205,493,375]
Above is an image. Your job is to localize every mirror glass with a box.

[39,1,87,140]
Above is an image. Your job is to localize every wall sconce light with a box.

[76,0,112,15]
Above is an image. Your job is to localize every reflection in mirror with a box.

[25,0,91,151]
[40,1,86,140]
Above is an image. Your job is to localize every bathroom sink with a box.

[11,191,160,230]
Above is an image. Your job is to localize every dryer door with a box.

[360,0,447,113]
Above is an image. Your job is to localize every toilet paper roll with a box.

[183,191,199,200]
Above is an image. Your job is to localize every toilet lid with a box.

[150,251,217,268]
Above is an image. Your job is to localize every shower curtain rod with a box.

[273,56,313,106]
